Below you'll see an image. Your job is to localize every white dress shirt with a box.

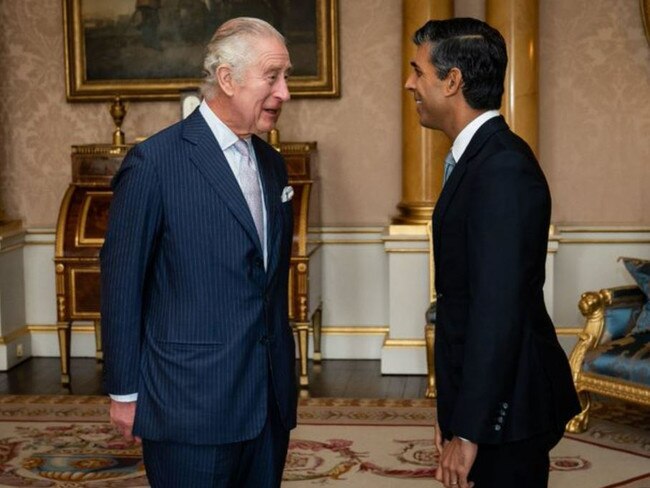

[450,110,501,162]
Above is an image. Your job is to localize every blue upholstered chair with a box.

[566,279,650,433]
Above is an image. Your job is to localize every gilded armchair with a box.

[566,285,650,433]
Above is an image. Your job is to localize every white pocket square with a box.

[281,186,294,203]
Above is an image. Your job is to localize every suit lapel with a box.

[183,111,263,255]
[433,116,509,244]
[253,136,282,279]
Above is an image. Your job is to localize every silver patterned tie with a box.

[233,140,265,246]
[442,150,457,186]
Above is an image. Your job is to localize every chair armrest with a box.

[595,286,645,343]
[569,285,644,380]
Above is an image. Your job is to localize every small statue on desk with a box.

[109,96,127,146]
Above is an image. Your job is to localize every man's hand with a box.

[109,399,141,444]
[435,436,477,488]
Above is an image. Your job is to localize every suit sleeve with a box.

[100,145,163,396]
[450,150,549,443]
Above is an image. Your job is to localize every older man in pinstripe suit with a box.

[100,17,296,487]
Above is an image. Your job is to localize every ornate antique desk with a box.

[55,144,131,385]
[278,140,322,387]
[55,140,321,388]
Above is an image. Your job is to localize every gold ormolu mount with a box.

[109,96,127,145]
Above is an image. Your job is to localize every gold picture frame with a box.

[63,0,339,101]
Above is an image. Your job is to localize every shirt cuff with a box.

[109,393,138,402]
[458,436,472,443]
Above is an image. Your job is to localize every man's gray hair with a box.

[201,17,285,100]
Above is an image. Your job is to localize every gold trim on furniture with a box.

[425,219,437,398]
[28,324,95,333]
[556,327,582,336]
[77,191,112,247]
[425,324,436,398]
[426,221,435,303]
[566,285,649,433]
[56,257,102,263]
[69,268,101,319]
[55,186,75,257]
[297,186,311,256]
[579,372,650,404]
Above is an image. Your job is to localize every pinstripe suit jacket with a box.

[100,109,297,445]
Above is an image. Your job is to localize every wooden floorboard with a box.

[0,358,428,399]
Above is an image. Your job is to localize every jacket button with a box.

[501,402,509,409]
[437,293,443,299]
[494,424,502,431]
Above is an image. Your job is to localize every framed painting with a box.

[63,0,339,101]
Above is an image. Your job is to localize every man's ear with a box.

[216,65,236,97]
[445,68,463,96]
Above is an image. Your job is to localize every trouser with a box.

[467,428,564,488]
[142,390,290,488]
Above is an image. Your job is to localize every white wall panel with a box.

[553,228,650,327]
[3,226,648,368]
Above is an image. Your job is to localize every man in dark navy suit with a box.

[101,17,296,487]
[405,18,580,488]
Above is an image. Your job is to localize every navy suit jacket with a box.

[432,116,580,445]
[100,109,297,445]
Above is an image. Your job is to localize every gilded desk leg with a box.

[296,322,310,387]
[312,305,323,363]
[94,320,103,362]
[57,321,72,386]
[424,323,436,399]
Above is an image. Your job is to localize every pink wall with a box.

[0,0,647,228]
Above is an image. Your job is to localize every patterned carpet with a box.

[0,395,647,487]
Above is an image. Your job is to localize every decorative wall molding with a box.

[1,225,648,370]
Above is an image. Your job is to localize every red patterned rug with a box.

[0,396,647,487]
